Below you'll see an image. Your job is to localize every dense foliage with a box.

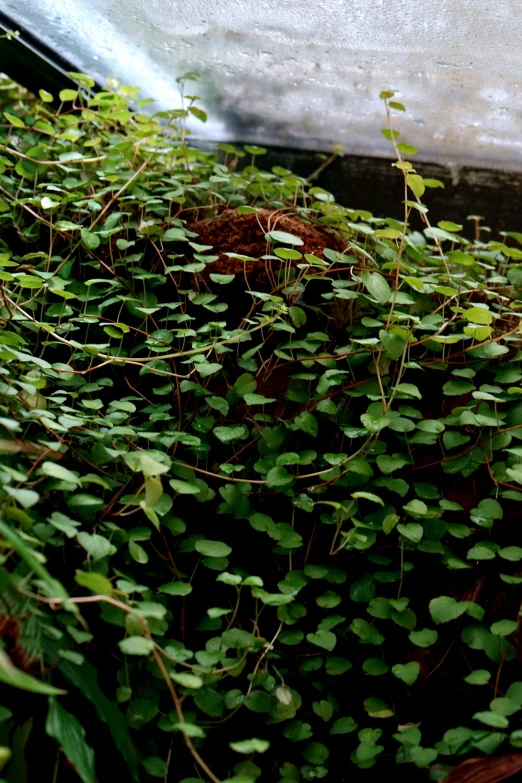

[0,72,522,783]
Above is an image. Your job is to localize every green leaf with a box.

[158,582,193,596]
[302,742,329,764]
[396,142,418,155]
[266,467,294,488]
[443,431,470,450]
[207,396,229,416]
[409,628,438,647]
[280,630,304,645]
[306,631,337,651]
[0,519,67,599]
[464,307,493,325]
[410,747,438,768]
[429,596,470,624]
[125,452,169,477]
[59,89,78,102]
[233,374,257,396]
[75,570,113,596]
[213,425,248,444]
[283,720,313,742]
[465,670,491,685]
[423,178,445,188]
[406,174,425,198]
[194,539,232,557]
[265,230,304,246]
[510,730,522,748]
[362,271,391,304]
[39,89,54,103]
[77,532,116,561]
[191,688,222,719]
[3,112,24,128]
[402,499,428,516]
[392,662,419,686]
[350,618,384,645]
[397,523,423,543]
[363,658,389,676]
[0,650,65,695]
[244,690,272,713]
[170,672,204,689]
[294,411,318,437]
[364,697,394,718]
[351,491,384,505]
[81,229,100,251]
[229,738,270,754]
[59,658,139,780]
[317,591,341,608]
[313,700,334,721]
[5,486,40,508]
[473,711,509,729]
[350,574,376,602]
[470,498,503,527]
[330,716,358,735]
[46,698,95,783]
[490,620,518,637]
[243,393,276,405]
[143,757,168,778]
[499,546,522,561]
[169,479,201,495]
[118,637,154,656]
[442,380,475,396]
[289,306,307,327]
[438,220,462,232]
[325,656,352,675]
[393,383,421,400]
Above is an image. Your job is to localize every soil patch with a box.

[187,208,345,284]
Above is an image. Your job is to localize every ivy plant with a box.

[0,72,520,782]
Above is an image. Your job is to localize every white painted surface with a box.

[5,0,522,168]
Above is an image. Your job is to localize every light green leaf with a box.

[392,662,419,686]
[265,230,304,246]
[0,650,65,695]
[351,491,384,505]
[4,112,24,128]
[118,637,154,656]
[195,539,232,558]
[229,738,270,754]
[330,716,358,735]
[409,628,438,647]
[169,479,201,495]
[81,229,100,251]
[306,631,336,651]
[75,570,113,596]
[158,582,192,596]
[465,670,491,685]
[40,461,82,486]
[362,271,391,304]
[243,393,276,405]
[170,672,204,689]
[406,174,425,199]
[77,532,116,561]
[473,711,509,729]
[266,467,294,488]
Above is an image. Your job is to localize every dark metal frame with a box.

[0,10,82,98]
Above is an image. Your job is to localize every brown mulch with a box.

[186,208,346,284]
[443,755,522,783]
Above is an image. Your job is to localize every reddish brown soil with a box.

[187,208,345,284]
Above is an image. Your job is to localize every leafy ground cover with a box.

[0,73,521,782]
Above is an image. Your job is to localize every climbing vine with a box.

[0,73,521,782]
